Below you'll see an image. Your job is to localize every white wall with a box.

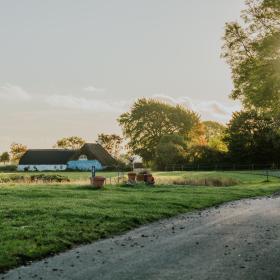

[17,165,67,172]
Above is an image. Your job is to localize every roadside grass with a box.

[0,171,280,272]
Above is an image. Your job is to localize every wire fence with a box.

[163,163,280,180]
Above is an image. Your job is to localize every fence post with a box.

[266,170,269,182]
[117,168,120,184]
[92,166,96,178]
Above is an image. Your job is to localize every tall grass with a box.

[157,176,239,187]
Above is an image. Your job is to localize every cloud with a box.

[0,84,31,101]
[83,85,105,93]
[45,94,127,113]
[153,94,240,123]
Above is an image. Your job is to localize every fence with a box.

[163,163,280,180]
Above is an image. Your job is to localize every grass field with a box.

[0,171,280,272]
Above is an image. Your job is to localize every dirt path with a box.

[2,196,280,280]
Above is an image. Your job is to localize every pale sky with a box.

[0,0,245,152]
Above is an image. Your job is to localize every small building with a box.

[18,143,117,171]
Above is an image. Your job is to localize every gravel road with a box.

[2,196,280,280]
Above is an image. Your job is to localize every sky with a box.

[0,0,246,151]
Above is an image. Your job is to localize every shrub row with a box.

[0,174,70,184]
[30,174,70,183]
[0,165,17,172]
[0,175,25,183]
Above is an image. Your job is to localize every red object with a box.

[90,176,106,188]
[146,174,155,185]
[128,172,136,182]
[137,174,145,182]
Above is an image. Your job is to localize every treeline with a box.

[117,98,280,170]
[118,98,227,170]
[118,0,280,170]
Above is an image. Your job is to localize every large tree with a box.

[118,98,199,162]
[97,133,123,159]
[54,136,85,150]
[222,0,280,113]
[10,143,27,163]
[225,110,280,164]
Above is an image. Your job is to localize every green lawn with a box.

[0,171,280,272]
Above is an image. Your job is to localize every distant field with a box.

[0,171,280,272]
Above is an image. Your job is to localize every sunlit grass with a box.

[0,171,280,272]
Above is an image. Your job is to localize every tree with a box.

[155,134,188,170]
[54,136,85,150]
[97,133,123,159]
[203,121,228,152]
[222,0,280,113]
[0,152,10,164]
[118,98,200,163]
[188,123,207,147]
[10,143,27,163]
[225,110,280,164]
[187,145,226,165]
[203,121,226,141]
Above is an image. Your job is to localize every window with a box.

[79,155,88,161]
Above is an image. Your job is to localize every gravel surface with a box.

[2,196,280,280]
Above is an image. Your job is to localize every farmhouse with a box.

[18,143,117,171]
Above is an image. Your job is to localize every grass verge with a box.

[0,171,280,272]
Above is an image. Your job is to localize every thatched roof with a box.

[19,149,76,165]
[74,143,117,166]
[19,143,117,167]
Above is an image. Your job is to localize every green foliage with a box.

[203,121,226,141]
[0,165,17,172]
[54,136,85,150]
[0,175,25,183]
[203,121,228,152]
[222,0,280,113]
[97,133,123,159]
[0,152,10,164]
[155,134,187,170]
[118,98,199,162]
[225,110,280,163]
[0,174,70,183]
[30,174,70,183]
[187,145,226,165]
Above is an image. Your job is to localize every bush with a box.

[30,174,70,183]
[0,165,17,172]
[0,175,25,183]
[0,174,70,184]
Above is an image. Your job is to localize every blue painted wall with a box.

[67,160,103,171]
